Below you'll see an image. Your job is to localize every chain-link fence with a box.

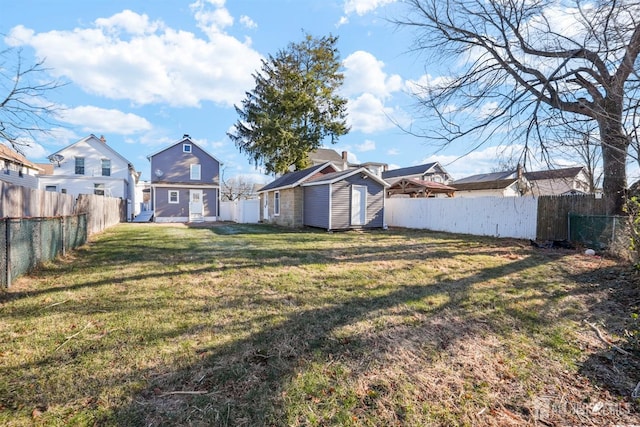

[1,214,87,288]
[568,213,629,251]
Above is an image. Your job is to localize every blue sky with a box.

[1,0,597,184]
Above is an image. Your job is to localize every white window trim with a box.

[190,164,201,180]
[168,190,179,204]
[274,191,280,216]
[183,143,192,153]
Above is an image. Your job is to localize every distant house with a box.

[0,144,43,189]
[147,135,221,223]
[524,166,591,196]
[308,148,388,177]
[387,178,456,198]
[258,162,388,230]
[38,134,139,218]
[453,168,529,198]
[382,162,453,186]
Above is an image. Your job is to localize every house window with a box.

[45,185,57,192]
[183,144,192,153]
[274,191,280,216]
[101,159,111,176]
[61,189,67,194]
[94,183,105,196]
[169,190,179,204]
[75,157,85,175]
[190,164,201,180]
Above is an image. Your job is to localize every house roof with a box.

[524,166,585,181]
[258,162,337,192]
[302,167,389,187]
[0,144,43,171]
[146,136,223,165]
[453,170,517,184]
[48,134,135,170]
[453,178,518,191]
[35,163,54,174]
[382,162,440,180]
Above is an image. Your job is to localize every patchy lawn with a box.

[0,223,639,426]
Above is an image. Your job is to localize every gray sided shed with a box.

[303,168,388,231]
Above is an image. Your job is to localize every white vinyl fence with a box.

[385,197,538,239]
[220,199,260,224]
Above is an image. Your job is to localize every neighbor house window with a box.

[190,164,201,180]
[101,159,111,176]
[75,157,85,175]
[45,185,57,192]
[94,183,105,196]
[274,191,280,216]
[168,190,179,204]
[183,144,192,153]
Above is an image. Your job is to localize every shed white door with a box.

[189,189,204,222]
[351,185,367,226]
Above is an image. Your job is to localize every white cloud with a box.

[387,148,399,155]
[58,106,152,134]
[342,51,402,99]
[239,15,257,29]
[336,16,349,27]
[347,93,397,133]
[356,139,376,152]
[7,7,262,108]
[344,0,397,16]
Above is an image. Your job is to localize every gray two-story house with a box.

[147,135,221,223]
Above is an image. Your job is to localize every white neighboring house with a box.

[38,134,140,220]
[524,166,591,196]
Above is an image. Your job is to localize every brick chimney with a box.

[99,135,106,143]
[342,151,348,161]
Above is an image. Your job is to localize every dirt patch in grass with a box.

[0,224,639,426]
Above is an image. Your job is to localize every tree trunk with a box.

[599,119,629,215]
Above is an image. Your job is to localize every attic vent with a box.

[183,134,190,139]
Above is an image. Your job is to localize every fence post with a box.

[61,216,66,256]
[5,218,11,289]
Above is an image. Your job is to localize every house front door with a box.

[351,185,367,226]
[189,189,204,222]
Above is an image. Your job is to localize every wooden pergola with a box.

[386,178,456,198]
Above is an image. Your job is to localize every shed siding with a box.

[303,185,331,228]
[330,175,385,229]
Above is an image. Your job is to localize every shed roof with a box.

[258,162,337,192]
[303,167,389,187]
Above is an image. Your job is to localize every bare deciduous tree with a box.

[397,0,640,214]
[0,47,64,152]
[221,172,261,202]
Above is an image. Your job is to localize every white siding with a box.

[385,196,537,239]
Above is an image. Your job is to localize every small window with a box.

[75,157,85,175]
[190,164,201,180]
[61,189,67,194]
[274,191,280,216]
[101,159,111,176]
[45,185,57,192]
[169,190,179,204]
[94,183,105,196]
[183,144,192,153]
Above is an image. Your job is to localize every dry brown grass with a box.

[0,223,638,426]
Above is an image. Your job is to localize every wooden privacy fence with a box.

[536,195,607,241]
[1,182,126,289]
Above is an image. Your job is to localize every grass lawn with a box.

[1,223,639,426]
